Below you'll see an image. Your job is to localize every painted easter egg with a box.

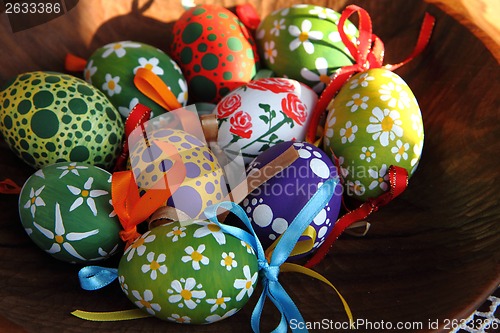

[215,77,317,164]
[118,221,258,324]
[18,162,122,263]
[84,41,187,118]
[129,128,226,220]
[171,4,258,103]
[0,71,123,170]
[323,68,424,201]
[241,141,342,255]
[255,4,358,93]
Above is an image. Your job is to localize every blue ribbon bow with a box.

[205,177,338,333]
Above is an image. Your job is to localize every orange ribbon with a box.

[305,5,435,143]
[112,141,187,248]
[305,165,408,268]
[0,178,22,194]
[65,53,87,72]
[134,68,182,112]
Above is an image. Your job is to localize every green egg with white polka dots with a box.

[0,71,124,170]
[118,221,259,324]
[18,162,122,263]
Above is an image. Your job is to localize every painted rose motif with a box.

[281,93,307,125]
[217,94,242,119]
[246,78,295,94]
[230,111,253,139]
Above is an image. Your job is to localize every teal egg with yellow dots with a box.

[18,162,122,263]
[0,71,124,170]
[84,41,188,118]
[118,221,259,324]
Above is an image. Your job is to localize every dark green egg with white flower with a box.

[118,221,258,324]
[0,71,123,170]
[256,4,358,93]
[18,162,122,263]
[84,41,187,117]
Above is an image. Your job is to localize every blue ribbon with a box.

[205,177,338,333]
[78,266,118,291]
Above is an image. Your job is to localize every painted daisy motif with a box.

[57,162,88,179]
[118,97,139,118]
[360,146,377,163]
[241,240,254,254]
[24,185,45,218]
[233,265,258,301]
[391,140,410,162]
[411,142,423,168]
[124,231,156,262]
[33,203,98,261]
[83,60,97,84]
[340,121,358,144]
[132,289,161,315]
[141,252,168,280]
[366,107,404,147]
[255,28,265,40]
[349,72,375,90]
[133,57,164,75]
[102,41,141,58]
[119,275,129,295]
[167,277,206,309]
[67,177,108,216]
[181,244,209,270]
[300,57,332,93]
[102,73,122,97]
[288,20,323,55]
[206,290,231,313]
[346,93,369,112]
[270,18,286,36]
[309,6,339,20]
[263,41,277,64]
[108,199,117,218]
[347,180,366,196]
[166,226,186,242]
[168,313,191,324]
[177,79,188,105]
[324,110,336,147]
[411,113,424,138]
[328,22,358,48]
[379,82,411,109]
[193,222,226,245]
[170,58,183,75]
[337,156,349,178]
[220,252,238,271]
[368,165,389,191]
[205,308,238,324]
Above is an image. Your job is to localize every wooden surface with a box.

[0,1,499,332]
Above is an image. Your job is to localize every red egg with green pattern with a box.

[171,4,258,103]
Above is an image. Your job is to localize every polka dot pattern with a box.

[0,71,124,170]
[240,141,342,256]
[129,128,226,220]
[171,4,258,103]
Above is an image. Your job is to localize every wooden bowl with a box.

[0,1,498,332]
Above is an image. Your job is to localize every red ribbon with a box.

[65,53,87,72]
[305,165,409,268]
[305,5,436,143]
[114,103,152,172]
[0,178,22,195]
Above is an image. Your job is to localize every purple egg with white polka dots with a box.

[241,141,342,257]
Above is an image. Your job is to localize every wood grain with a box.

[0,1,499,333]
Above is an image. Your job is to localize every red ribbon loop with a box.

[305,166,409,268]
[305,5,435,143]
[0,178,22,195]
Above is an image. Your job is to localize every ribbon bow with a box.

[205,177,340,333]
[306,5,435,143]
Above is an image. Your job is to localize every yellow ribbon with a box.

[71,309,150,321]
[265,225,317,261]
[281,263,354,328]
